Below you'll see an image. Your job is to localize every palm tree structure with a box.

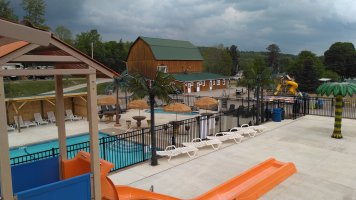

[107,72,131,125]
[316,82,356,139]
[127,71,177,165]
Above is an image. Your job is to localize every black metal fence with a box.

[10,95,354,172]
[10,108,257,171]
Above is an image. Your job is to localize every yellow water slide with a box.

[274,76,299,96]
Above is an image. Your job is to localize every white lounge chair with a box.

[207,132,244,144]
[157,145,198,161]
[7,125,15,132]
[65,109,81,121]
[249,125,267,133]
[34,113,48,125]
[14,116,36,128]
[47,111,56,123]
[183,138,222,150]
[230,124,257,137]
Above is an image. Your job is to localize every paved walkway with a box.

[109,115,356,199]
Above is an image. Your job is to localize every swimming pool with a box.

[10,133,151,170]
[145,108,198,115]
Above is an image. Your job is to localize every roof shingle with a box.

[172,72,228,82]
[140,36,203,61]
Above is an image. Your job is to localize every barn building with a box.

[127,36,228,93]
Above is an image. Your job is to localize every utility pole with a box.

[91,42,94,59]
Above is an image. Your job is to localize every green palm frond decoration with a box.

[316,82,356,139]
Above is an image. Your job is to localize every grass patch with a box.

[4,78,87,98]
[69,82,112,95]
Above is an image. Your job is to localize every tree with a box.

[74,29,105,61]
[127,71,177,166]
[266,44,281,74]
[288,51,324,92]
[101,40,128,73]
[21,0,47,29]
[107,72,131,125]
[241,58,272,124]
[324,42,356,79]
[0,0,18,21]
[229,45,240,75]
[316,82,356,138]
[200,45,233,76]
[54,25,73,45]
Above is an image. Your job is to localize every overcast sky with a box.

[10,0,356,55]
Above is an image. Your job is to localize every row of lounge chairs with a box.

[157,124,267,161]
[9,110,81,130]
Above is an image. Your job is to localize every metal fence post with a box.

[141,128,145,160]
[52,147,56,157]
[102,137,107,161]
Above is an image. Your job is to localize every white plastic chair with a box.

[207,132,244,144]
[7,125,15,132]
[230,124,257,137]
[34,113,48,125]
[14,116,36,128]
[65,109,81,121]
[183,138,222,150]
[47,111,56,123]
[157,145,198,161]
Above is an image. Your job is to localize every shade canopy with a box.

[127,99,149,110]
[163,103,191,113]
[194,97,218,110]
[97,95,117,105]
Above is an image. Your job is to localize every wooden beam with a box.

[12,55,81,63]
[0,43,40,66]
[17,101,27,110]
[87,74,101,199]
[51,39,116,78]
[45,99,55,106]
[79,96,87,103]
[11,102,18,114]
[0,76,14,200]
[5,92,87,102]
[0,19,51,46]
[55,75,67,161]
[0,68,96,77]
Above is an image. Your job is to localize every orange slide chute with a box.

[62,151,296,200]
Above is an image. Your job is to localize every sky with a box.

[10,0,356,55]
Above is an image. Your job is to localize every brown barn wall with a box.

[127,38,203,79]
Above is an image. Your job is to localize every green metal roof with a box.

[172,72,228,82]
[140,36,203,61]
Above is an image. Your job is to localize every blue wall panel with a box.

[16,173,91,200]
[12,157,60,193]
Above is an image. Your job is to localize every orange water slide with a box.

[193,158,296,200]
[62,151,296,200]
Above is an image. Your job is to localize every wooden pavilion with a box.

[0,19,118,199]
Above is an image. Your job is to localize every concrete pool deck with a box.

[109,115,356,200]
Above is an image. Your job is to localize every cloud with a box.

[9,0,356,55]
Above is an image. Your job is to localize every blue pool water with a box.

[10,133,151,170]
[145,108,198,115]
[10,133,108,158]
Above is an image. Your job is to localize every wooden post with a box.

[87,74,101,199]
[55,75,67,160]
[0,76,14,200]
